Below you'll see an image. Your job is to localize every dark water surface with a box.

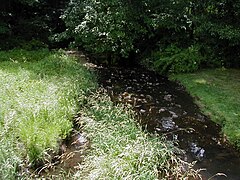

[97,67,240,180]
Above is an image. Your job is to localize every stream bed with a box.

[97,66,240,180]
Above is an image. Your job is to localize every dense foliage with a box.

[58,0,239,70]
[1,0,240,71]
[56,0,147,63]
[0,0,67,50]
[192,0,240,68]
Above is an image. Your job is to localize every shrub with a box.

[148,45,204,74]
[19,39,48,50]
[0,49,49,62]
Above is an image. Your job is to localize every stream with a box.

[97,66,240,180]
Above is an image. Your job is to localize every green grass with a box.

[72,90,200,179]
[0,49,96,179]
[0,49,200,179]
[171,68,240,148]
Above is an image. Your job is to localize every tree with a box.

[60,0,192,64]
[0,0,68,50]
[2,0,239,69]
[193,0,240,67]
[60,0,146,63]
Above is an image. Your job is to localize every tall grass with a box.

[0,49,200,179]
[0,49,96,178]
[74,89,200,179]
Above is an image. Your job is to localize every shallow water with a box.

[97,67,240,180]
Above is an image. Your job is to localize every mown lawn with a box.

[171,68,240,148]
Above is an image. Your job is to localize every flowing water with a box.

[97,66,240,180]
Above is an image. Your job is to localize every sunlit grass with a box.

[74,89,200,179]
[171,68,240,148]
[0,49,96,178]
[0,49,200,179]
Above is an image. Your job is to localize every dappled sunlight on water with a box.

[97,67,240,180]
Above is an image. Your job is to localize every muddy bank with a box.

[17,116,89,179]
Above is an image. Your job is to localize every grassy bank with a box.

[0,49,96,178]
[0,49,199,179]
[171,68,240,148]
[72,90,199,179]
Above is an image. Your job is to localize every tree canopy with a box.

[1,0,240,72]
